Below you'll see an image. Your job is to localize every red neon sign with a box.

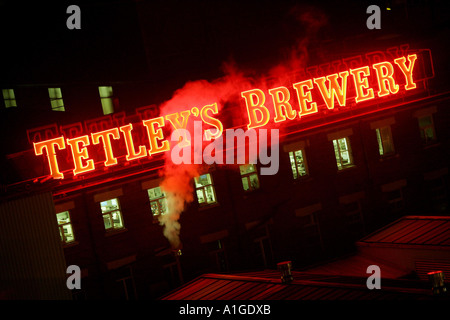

[243,54,417,129]
[32,52,424,180]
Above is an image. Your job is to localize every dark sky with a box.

[0,0,449,86]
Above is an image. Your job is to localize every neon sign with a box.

[31,49,428,180]
[242,54,417,129]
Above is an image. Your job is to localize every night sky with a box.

[2,0,448,90]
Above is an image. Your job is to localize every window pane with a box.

[48,88,64,111]
[56,211,70,224]
[298,163,306,176]
[333,140,342,168]
[63,224,75,242]
[196,189,205,203]
[338,138,348,151]
[341,151,350,165]
[148,187,169,215]
[333,137,352,169]
[205,185,216,203]
[101,98,114,115]
[249,173,260,190]
[112,211,123,228]
[148,187,164,200]
[195,174,211,187]
[159,198,168,215]
[2,89,17,108]
[294,150,307,176]
[289,152,298,179]
[242,177,250,191]
[100,198,124,230]
[99,86,113,98]
[101,198,119,213]
[376,128,384,155]
[239,164,256,175]
[48,88,62,99]
[418,115,432,127]
[377,126,394,155]
[103,215,112,230]
[424,127,435,140]
[150,201,159,215]
[195,174,217,205]
[48,88,55,98]
[2,89,10,99]
[99,86,114,115]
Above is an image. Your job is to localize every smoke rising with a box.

[155,5,328,249]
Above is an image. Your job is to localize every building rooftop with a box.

[358,215,450,248]
[161,216,450,300]
[160,270,434,300]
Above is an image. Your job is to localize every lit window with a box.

[2,89,17,108]
[239,164,260,191]
[147,186,168,216]
[418,115,437,144]
[56,211,75,244]
[100,198,124,231]
[99,86,114,115]
[376,126,395,156]
[194,173,217,206]
[289,149,308,179]
[333,137,353,170]
[48,88,65,111]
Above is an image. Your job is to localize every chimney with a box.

[172,245,184,285]
[277,261,293,284]
[428,271,447,296]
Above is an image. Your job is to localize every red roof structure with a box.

[160,270,433,300]
[161,216,450,300]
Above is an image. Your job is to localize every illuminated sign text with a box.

[32,52,424,180]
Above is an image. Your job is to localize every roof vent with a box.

[428,271,447,295]
[277,261,293,284]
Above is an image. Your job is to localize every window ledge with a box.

[62,241,79,248]
[105,228,127,237]
[337,164,356,172]
[152,217,161,224]
[422,141,441,150]
[379,153,399,162]
[198,202,220,211]
[293,176,313,184]
[242,188,262,198]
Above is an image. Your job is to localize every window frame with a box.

[239,164,260,192]
[418,114,437,145]
[48,87,65,112]
[2,89,17,108]
[100,197,125,232]
[375,125,395,157]
[194,173,218,206]
[56,210,76,244]
[332,137,354,170]
[99,86,114,115]
[147,186,169,217]
[288,148,309,179]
